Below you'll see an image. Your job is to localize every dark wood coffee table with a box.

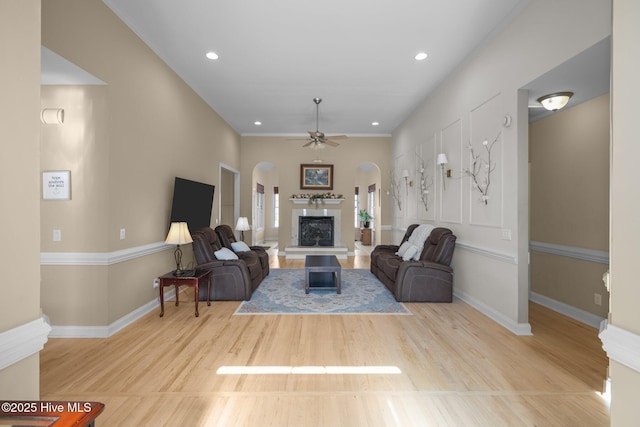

[305,255,341,294]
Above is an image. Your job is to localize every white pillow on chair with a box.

[231,241,251,252]
[214,247,239,260]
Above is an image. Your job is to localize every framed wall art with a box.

[300,164,333,190]
[42,170,71,200]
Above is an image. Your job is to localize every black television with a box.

[169,177,215,234]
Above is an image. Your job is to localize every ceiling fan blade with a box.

[325,140,340,147]
[325,135,347,139]
[308,131,319,138]
[302,141,314,147]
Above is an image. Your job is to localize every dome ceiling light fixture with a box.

[537,92,574,111]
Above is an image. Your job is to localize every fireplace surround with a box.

[299,216,334,246]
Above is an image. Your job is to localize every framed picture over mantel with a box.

[300,164,333,190]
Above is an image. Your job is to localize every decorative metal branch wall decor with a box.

[416,155,433,212]
[389,170,402,211]
[464,132,500,205]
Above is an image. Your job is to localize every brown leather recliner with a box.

[215,224,269,279]
[191,227,263,301]
[370,226,456,302]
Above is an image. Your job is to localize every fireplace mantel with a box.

[289,198,344,205]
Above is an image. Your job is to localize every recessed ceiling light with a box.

[254,121,262,126]
[415,52,428,61]
[206,51,219,60]
[371,122,379,126]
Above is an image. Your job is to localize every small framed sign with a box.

[42,170,71,200]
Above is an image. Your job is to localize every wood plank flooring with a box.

[40,256,610,426]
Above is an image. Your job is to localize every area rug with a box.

[234,269,411,315]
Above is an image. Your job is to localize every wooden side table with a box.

[159,269,211,317]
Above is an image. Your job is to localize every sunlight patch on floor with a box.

[216,365,402,375]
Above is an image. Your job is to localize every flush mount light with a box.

[414,52,428,61]
[254,121,262,126]
[537,92,573,111]
[205,51,219,60]
[371,122,379,126]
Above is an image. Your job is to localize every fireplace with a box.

[299,216,334,246]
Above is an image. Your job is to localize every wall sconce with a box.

[537,92,573,111]
[41,108,65,124]
[437,153,449,190]
[235,217,251,242]
[401,169,412,186]
[165,222,193,276]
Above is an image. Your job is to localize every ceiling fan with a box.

[292,98,347,149]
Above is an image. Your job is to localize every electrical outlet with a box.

[53,229,61,242]
[119,228,126,240]
[594,293,602,306]
[153,278,160,289]
[501,229,512,241]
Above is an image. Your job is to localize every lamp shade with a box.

[436,153,449,165]
[537,92,573,111]
[165,222,193,245]
[235,217,251,231]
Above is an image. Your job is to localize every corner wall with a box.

[0,0,44,399]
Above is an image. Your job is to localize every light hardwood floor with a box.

[40,255,610,426]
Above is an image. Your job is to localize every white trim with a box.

[455,240,518,264]
[40,241,170,266]
[530,240,609,265]
[599,321,640,374]
[49,289,175,338]
[0,317,52,370]
[453,290,532,335]
[529,291,605,329]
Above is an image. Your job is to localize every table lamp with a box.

[235,217,250,242]
[165,222,193,276]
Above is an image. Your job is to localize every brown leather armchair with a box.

[215,224,269,279]
[191,227,264,301]
[371,226,456,302]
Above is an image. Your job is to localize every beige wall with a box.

[610,0,640,424]
[530,94,610,317]
[40,0,240,326]
[240,136,392,251]
[0,0,42,399]
[393,0,611,332]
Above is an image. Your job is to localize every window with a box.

[256,183,265,230]
[354,186,360,227]
[368,184,376,229]
[273,186,279,228]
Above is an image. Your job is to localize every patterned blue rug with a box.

[235,269,411,315]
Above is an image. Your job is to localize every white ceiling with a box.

[41,1,610,135]
[98,0,528,136]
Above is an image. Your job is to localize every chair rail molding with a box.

[0,317,51,370]
[599,321,640,374]
[530,240,609,264]
[455,239,517,264]
[41,241,170,266]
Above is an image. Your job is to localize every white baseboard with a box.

[453,290,532,336]
[49,289,176,338]
[529,291,605,329]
